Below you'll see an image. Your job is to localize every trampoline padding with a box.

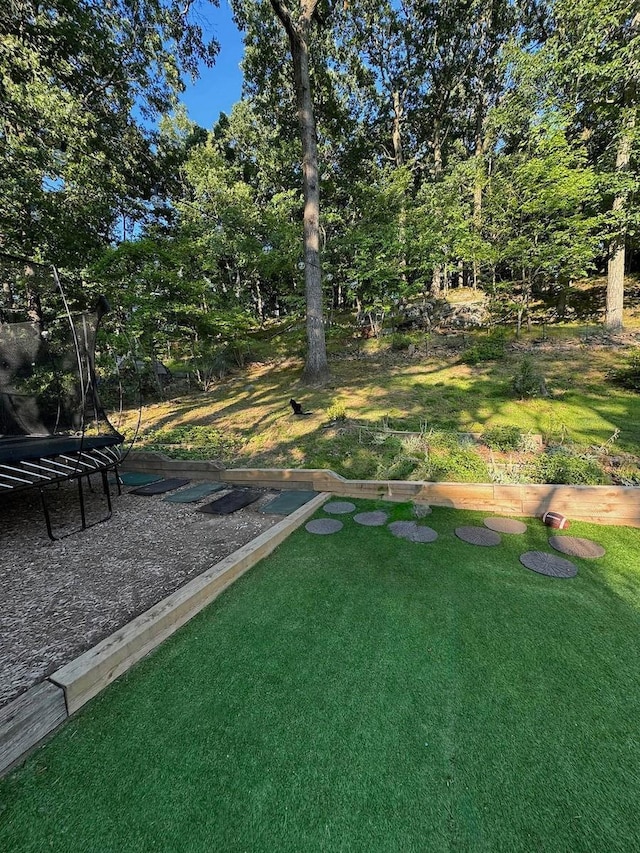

[0,433,122,464]
[164,482,226,503]
[130,478,190,496]
[199,489,261,515]
[260,490,319,515]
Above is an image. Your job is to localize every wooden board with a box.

[0,681,67,777]
[50,492,330,714]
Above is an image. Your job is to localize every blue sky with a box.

[179,0,245,130]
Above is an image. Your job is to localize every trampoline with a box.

[0,253,124,538]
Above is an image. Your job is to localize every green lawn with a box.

[2,501,640,852]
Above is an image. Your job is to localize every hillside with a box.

[115,283,640,487]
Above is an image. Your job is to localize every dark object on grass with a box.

[353,511,388,527]
[198,489,261,515]
[305,518,343,535]
[388,520,438,543]
[130,478,190,496]
[455,526,501,546]
[484,517,527,534]
[290,398,312,416]
[520,550,577,578]
[323,500,356,515]
[548,536,605,559]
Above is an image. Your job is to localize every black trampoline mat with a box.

[198,489,261,515]
[130,478,191,496]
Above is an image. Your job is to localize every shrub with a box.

[512,356,547,398]
[461,330,507,365]
[326,401,347,422]
[482,425,523,451]
[528,447,607,485]
[389,332,414,351]
[414,439,490,483]
[611,349,640,392]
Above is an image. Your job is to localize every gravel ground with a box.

[0,480,281,709]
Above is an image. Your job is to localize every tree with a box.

[550,1,640,330]
[0,0,218,269]
[234,0,330,384]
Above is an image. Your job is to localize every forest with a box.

[1,0,639,386]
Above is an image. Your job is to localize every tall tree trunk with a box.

[271,0,329,385]
[431,125,443,297]
[391,89,408,286]
[605,101,636,330]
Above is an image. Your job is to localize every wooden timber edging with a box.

[0,681,67,777]
[0,491,329,778]
[122,451,640,527]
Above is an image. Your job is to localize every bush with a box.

[528,447,607,485]
[461,330,507,365]
[512,356,547,398]
[611,349,640,392]
[326,401,347,422]
[389,332,414,351]
[413,435,490,482]
[482,425,523,451]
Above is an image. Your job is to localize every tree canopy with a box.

[1,0,639,378]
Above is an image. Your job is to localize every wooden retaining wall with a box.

[123,451,640,527]
[0,491,328,778]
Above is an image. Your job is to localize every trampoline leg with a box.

[77,476,87,530]
[39,488,57,542]
[101,469,113,518]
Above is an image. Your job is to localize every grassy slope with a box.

[124,327,640,479]
[2,502,640,852]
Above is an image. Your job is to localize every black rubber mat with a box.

[130,478,190,496]
[198,489,261,515]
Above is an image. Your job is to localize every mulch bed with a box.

[0,481,281,710]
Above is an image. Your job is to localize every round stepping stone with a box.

[388,520,438,543]
[323,501,356,515]
[455,526,501,546]
[389,521,417,539]
[548,536,605,559]
[411,525,438,543]
[353,511,388,526]
[305,518,343,535]
[520,550,578,578]
[484,517,527,534]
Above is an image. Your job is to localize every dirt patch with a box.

[0,481,281,709]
